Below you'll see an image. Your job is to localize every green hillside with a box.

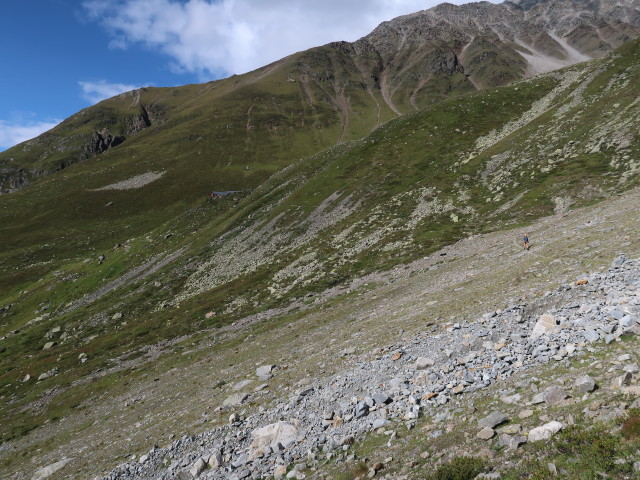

[2,29,640,480]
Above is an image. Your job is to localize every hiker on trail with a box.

[523,233,530,250]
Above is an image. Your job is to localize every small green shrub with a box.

[621,408,640,439]
[555,425,620,469]
[426,456,486,480]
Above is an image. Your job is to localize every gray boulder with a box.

[574,375,596,394]
[543,386,568,406]
[478,411,509,429]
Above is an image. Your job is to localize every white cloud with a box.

[79,80,148,104]
[0,120,61,151]
[82,0,460,80]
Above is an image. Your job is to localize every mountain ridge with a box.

[2,0,640,195]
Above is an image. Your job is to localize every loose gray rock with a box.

[620,315,637,329]
[543,386,568,406]
[208,451,222,469]
[528,421,563,442]
[574,375,596,394]
[189,458,206,478]
[613,372,633,388]
[256,365,275,377]
[415,357,435,370]
[223,393,248,407]
[250,422,298,455]
[233,380,252,391]
[477,427,495,440]
[372,392,392,405]
[478,411,509,429]
[530,314,561,340]
[583,329,600,343]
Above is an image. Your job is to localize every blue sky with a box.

[0,0,474,151]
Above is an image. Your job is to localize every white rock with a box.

[32,459,72,480]
[256,365,275,377]
[415,357,435,370]
[189,458,206,478]
[528,421,563,442]
[250,422,299,454]
[208,451,222,469]
[233,379,252,391]
[530,314,561,340]
[223,393,248,406]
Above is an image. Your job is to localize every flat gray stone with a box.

[477,427,495,440]
[478,411,509,429]
[223,393,248,407]
[256,365,275,377]
[543,386,568,406]
[372,392,391,405]
[415,357,435,370]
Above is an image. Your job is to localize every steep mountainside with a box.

[2,1,640,479]
[1,0,639,195]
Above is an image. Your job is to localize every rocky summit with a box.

[2,0,640,479]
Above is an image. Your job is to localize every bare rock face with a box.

[363,0,640,91]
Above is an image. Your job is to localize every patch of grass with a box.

[425,457,486,480]
[621,408,640,439]
[502,419,640,480]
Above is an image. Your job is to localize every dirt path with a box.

[380,68,402,115]
[335,85,350,144]
[409,78,428,110]
[460,38,482,90]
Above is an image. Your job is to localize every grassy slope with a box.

[1,37,640,476]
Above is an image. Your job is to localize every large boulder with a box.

[574,375,597,394]
[543,386,568,406]
[250,422,298,455]
[530,314,561,340]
